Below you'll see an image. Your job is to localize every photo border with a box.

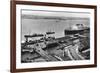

[10,0,97,72]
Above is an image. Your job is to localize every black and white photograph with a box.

[10,1,97,72]
[21,10,90,63]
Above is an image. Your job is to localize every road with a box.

[64,44,85,60]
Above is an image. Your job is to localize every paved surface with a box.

[64,44,85,60]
